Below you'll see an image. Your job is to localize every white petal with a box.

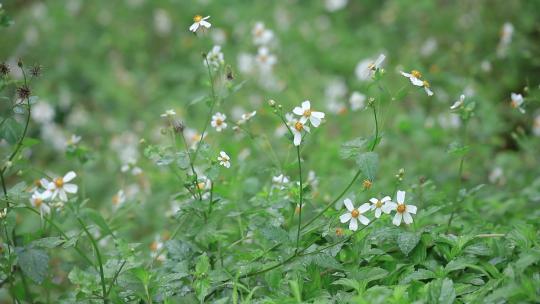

[63,171,77,182]
[343,198,354,211]
[374,54,385,66]
[396,190,406,204]
[310,116,321,127]
[299,116,309,124]
[392,213,403,226]
[425,87,434,96]
[403,212,413,224]
[375,208,382,218]
[349,218,358,231]
[293,132,302,146]
[200,21,211,28]
[189,23,198,32]
[202,16,210,20]
[293,107,304,116]
[301,100,311,110]
[381,196,391,202]
[64,184,78,194]
[369,198,378,204]
[59,190,67,202]
[358,203,371,213]
[382,202,394,214]
[358,215,370,226]
[407,205,417,214]
[311,111,325,119]
[400,71,411,78]
[411,77,424,86]
[340,213,352,223]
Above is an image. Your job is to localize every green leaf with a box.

[311,253,343,270]
[260,226,290,244]
[81,209,113,236]
[352,266,388,283]
[31,237,65,248]
[176,151,191,170]
[340,137,369,159]
[0,117,22,144]
[356,152,379,181]
[400,268,436,284]
[195,253,210,276]
[17,247,49,284]
[397,231,420,256]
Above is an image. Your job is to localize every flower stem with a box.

[294,146,303,253]
[446,119,469,231]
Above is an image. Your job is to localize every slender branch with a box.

[105,260,127,297]
[447,119,469,231]
[294,146,304,253]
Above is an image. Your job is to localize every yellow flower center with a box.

[259,54,267,62]
[54,177,64,188]
[411,70,422,79]
[511,100,518,108]
[197,182,206,190]
[193,15,202,22]
[397,204,406,213]
[150,241,159,252]
[303,109,312,117]
[375,200,383,208]
[335,227,344,236]
[351,209,360,218]
[423,80,430,88]
[216,119,223,126]
[294,121,303,131]
[368,62,376,70]
[34,198,42,207]
[112,195,120,205]
[363,179,372,189]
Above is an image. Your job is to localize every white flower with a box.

[255,47,277,71]
[272,174,290,189]
[46,171,78,202]
[211,112,227,132]
[184,128,205,147]
[349,91,366,111]
[291,119,310,146]
[252,22,274,45]
[205,45,224,69]
[150,237,166,262]
[67,134,81,146]
[218,151,231,168]
[189,15,211,33]
[325,0,348,12]
[400,70,433,96]
[369,196,392,218]
[238,111,257,124]
[339,198,370,231]
[160,109,176,118]
[488,167,505,185]
[0,208,6,219]
[292,100,325,127]
[533,115,540,137]
[153,9,171,36]
[497,22,513,57]
[30,191,51,215]
[450,94,465,110]
[31,101,55,124]
[386,190,417,226]
[112,190,126,210]
[355,54,385,81]
[510,93,525,113]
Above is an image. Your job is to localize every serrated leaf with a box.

[400,268,436,284]
[352,266,388,282]
[311,254,343,270]
[260,226,290,244]
[17,247,49,284]
[356,152,378,181]
[31,237,65,248]
[195,253,210,276]
[397,231,420,256]
[0,117,22,144]
[340,137,368,159]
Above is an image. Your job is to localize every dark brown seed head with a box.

[17,85,31,99]
[0,62,9,76]
[30,64,42,77]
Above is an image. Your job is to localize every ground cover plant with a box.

[1,0,540,303]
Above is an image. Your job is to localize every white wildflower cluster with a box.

[29,171,78,216]
[510,92,525,114]
[340,190,418,231]
[204,45,225,70]
[497,22,513,58]
[289,100,325,146]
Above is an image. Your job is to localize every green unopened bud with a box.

[268,99,276,107]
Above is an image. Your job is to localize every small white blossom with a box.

[189,15,211,33]
[369,196,392,218]
[30,191,51,215]
[340,198,370,231]
[510,93,525,113]
[205,45,224,69]
[160,109,176,118]
[112,190,126,210]
[211,112,227,132]
[450,94,465,110]
[386,190,417,226]
[291,119,310,146]
[46,171,78,202]
[150,237,166,262]
[400,70,433,96]
[533,115,540,137]
[252,22,274,46]
[292,100,325,127]
[355,54,385,81]
[238,111,257,124]
[272,174,290,190]
[325,0,348,12]
[255,47,277,71]
[349,91,366,111]
[218,151,231,168]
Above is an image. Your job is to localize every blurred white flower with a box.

[510,92,525,113]
[189,15,211,33]
[205,45,224,69]
[450,94,465,110]
[497,22,513,58]
[184,128,205,147]
[481,60,492,73]
[349,91,366,111]
[325,0,348,12]
[31,101,55,124]
[293,100,325,127]
[67,134,81,146]
[160,109,176,118]
[272,174,290,190]
[488,167,505,185]
[211,112,227,132]
[369,196,392,218]
[291,119,310,146]
[386,190,417,226]
[533,115,540,136]
[252,22,274,46]
[150,237,166,262]
[153,9,171,36]
[47,171,78,202]
[340,198,370,231]
[255,47,277,71]
[238,111,257,124]
[400,70,433,96]
[237,53,255,74]
[30,191,51,215]
[218,151,231,168]
[355,54,385,81]
[420,38,438,57]
[438,113,461,129]
[112,190,126,210]
[211,28,227,45]
[307,170,319,189]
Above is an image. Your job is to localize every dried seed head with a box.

[17,85,31,100]
[17,58,23,68]
[30,64,42,77]
[172,120,184,133]
[0,62,9,76]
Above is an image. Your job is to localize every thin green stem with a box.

[179,129,202,200]
[105,260,126,297]
[294,146,303,253]
[447,119,469,231]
